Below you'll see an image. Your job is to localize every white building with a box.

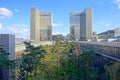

[115,28,120,38]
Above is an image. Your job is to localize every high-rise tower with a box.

[70,7,92,41]
[30,7,52,41]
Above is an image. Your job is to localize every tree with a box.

[78,50,97,80]
[29,41,98,80]
[105,62,120,80]
[17,42,45,80]
[0,48,16,80]
[39,40,65,80]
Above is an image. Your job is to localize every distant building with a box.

[70,7,92,41]
[30,7,52,41]
[93,31,97,36]
[52,34,65,41]
[70,12,81,40]
[92,31,98,39]
[65,34,71,40]
[15,38,24,44]
[98,30,114,39]
[114,28,120,38]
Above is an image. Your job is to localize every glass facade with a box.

[70,8,92,41]
[70,12,81,40]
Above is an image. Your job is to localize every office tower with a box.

[30,7,52,41]
[0,34,15,60]
[0,34,15,80]
[70,12,81,40]
[70,7,92,41]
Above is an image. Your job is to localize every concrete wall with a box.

[15,41,54,52]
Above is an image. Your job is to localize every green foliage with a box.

[0,48,16,80]
[0,48,10,68]
[17,42,45,80]
[37,41,97,80]
[16,41,120,80]
[105,62,120,80]
[77,50,97,80]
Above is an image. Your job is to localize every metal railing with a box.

[79,42,120,61]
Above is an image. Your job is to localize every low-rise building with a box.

[114,28,120,38]
[98,30,114,39]
[52,34,65,41]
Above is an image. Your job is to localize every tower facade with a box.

[70,7,92,41]
[0,34,15,60]
[30,7,52,41]
[0,34,15,80]
[70,12,81,40]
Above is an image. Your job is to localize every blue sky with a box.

[0,0,120,39]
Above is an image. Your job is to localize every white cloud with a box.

[5,24,29,39]
[14,9,19,12]
[52,23,63,27]
[0,7,12,19]
[104,23,120,27]
[8,27,28,34]
[105,23,111,27]
[52,32,66,36]
[113,0,120,9]
[0,23,2,30]
[12,24,26,27]
[0,24,29,39]
[23,29,28,32]
[7,24,28,33]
